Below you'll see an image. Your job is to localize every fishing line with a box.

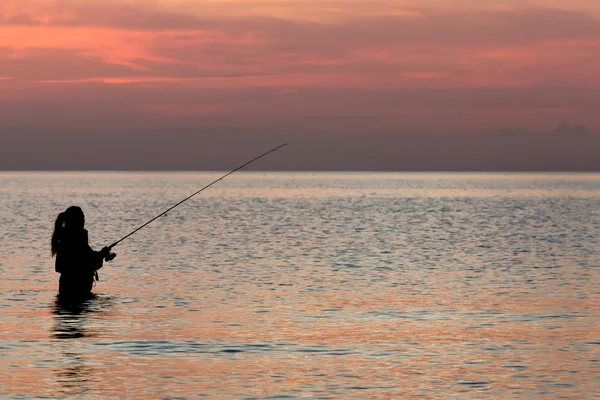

[106,143,288,251]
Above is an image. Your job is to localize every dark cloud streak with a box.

[1,126,599,171]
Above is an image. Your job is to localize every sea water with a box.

[0,172,599,399]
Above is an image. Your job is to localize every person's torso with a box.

[55,230,95,275]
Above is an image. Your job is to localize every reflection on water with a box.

[51,295,113,396]
[55,353,92,397]
[1,172,599,398]
[52,294,113,339]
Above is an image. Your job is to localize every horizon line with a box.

[1,170,600,174]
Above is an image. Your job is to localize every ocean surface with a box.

[1,172,599,399]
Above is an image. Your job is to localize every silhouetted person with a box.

[51,206,116,299]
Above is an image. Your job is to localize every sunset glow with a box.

[2,0,600,133]
[1,0,600,171]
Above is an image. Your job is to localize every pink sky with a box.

[1,0,600,134]
[1,1,600,171]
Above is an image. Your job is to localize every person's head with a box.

[51,206,85,256]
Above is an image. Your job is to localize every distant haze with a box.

[1,0,600,171]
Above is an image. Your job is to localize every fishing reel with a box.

[104,251,117,262]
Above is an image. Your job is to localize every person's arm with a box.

[92,246,116,270]
[85,245,106,271]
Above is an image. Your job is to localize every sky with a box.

[1,0,600,170]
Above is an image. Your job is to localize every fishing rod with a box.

[106,143,288,253]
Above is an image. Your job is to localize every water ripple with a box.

[0,172,599,398]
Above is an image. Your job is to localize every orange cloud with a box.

[1,0,600,132]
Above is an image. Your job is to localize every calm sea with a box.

[1,172,599,399]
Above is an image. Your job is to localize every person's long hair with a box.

[51,206,84,256]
